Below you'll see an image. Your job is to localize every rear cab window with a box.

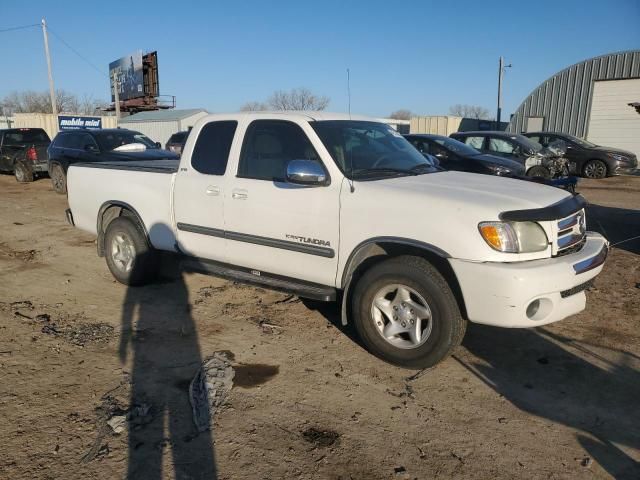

[191,121,238,175]
[4,129,50,145]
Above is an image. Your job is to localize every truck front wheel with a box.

[104,216,157,286]
[351,255,466,369]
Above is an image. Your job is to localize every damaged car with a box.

[450,131,571,179]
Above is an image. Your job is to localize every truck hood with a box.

[362,171,570,217]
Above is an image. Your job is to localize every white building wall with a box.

[120,112,208,147]
[587,78,640,161]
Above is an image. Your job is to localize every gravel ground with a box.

[0,173,638,479]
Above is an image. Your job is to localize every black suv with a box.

[523,131,638,179]
[47,128,178,193]
[0,128,51,182]
[404,134,525,177]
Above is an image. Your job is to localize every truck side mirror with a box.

[286,159,327,186]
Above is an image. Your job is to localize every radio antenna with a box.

[347,68,352,119]
[347,68,355,192]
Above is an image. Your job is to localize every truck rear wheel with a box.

[14,161,34,183]
[104,216,157,286]
[351,255,466,369]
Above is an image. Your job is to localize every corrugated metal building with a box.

[119,109,208,146]
[507,50,640,159]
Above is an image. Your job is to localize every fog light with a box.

[526,299,540,319]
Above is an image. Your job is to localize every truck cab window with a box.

[191,121,237,175]
[238,120,320,181]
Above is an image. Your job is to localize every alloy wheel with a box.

[370,284,433,349]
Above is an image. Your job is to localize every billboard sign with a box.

[58,115,102,130]
[109,51,144,101]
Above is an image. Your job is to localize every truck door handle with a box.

[205,186,220,196]
[232,190,248,200]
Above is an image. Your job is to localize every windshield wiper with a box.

[352,167,419,178]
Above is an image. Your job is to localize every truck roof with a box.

[197,111,379,123]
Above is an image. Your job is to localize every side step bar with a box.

[181,257,336,302]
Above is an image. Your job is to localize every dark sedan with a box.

[47,128,178,194]
[523,131,638,179]
[404,134,525,177]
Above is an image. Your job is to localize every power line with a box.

[47,26,108,78]
[0,23,39,34]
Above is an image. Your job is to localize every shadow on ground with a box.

[586,204,640,255]
[459,324,640,479]
[119,249,217,479]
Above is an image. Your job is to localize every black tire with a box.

[351,255,466,369]
[50,163,67,194]
[104,216,157,286]
[14,161,34,183]
[582,159,607,179]
[526,165,551,179]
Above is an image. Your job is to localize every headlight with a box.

[488,165,512,176]
[478,221,548,253]
[609,153,628,163]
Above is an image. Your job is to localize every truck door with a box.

[224,119,340,287]
[173,120,238,261]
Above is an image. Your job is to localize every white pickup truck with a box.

[66,112,608,368]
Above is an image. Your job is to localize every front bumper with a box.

[449,232,608,328]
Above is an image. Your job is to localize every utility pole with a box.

[41,18,57,120]
[496,56,512,129]
[112,71,121,120]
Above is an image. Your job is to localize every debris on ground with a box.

[106,416,127,434]
[581,457,593,467]
[189,351,235,432]
[302,427,340,447]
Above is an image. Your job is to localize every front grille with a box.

[560,279,593,298]
[553,209,587,256]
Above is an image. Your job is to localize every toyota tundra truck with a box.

[64,112,609,369]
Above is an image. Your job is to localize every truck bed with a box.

[74,159,179,173]
[67,161,178,251]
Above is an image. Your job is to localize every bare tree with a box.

[389,109,413,120]
[448,104,492,119]
[1,90,108,115]
[240,101,269,112]
[267,88,329,111]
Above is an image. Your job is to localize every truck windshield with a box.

[93,130,157,151]
[311,120,437,179]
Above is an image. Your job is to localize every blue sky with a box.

[2,0,639,118]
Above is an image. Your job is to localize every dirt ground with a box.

[0,173,638,480]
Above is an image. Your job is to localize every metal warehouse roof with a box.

[119,108,208,123]
[507,50,640,136]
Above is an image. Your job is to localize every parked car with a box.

[404,134,525,177]
[0,128,51,182]
[64,112,608,369]
[165,131,190,156]
[47,128,178,194]
[523,131,638,179]
[450,131,570,179]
